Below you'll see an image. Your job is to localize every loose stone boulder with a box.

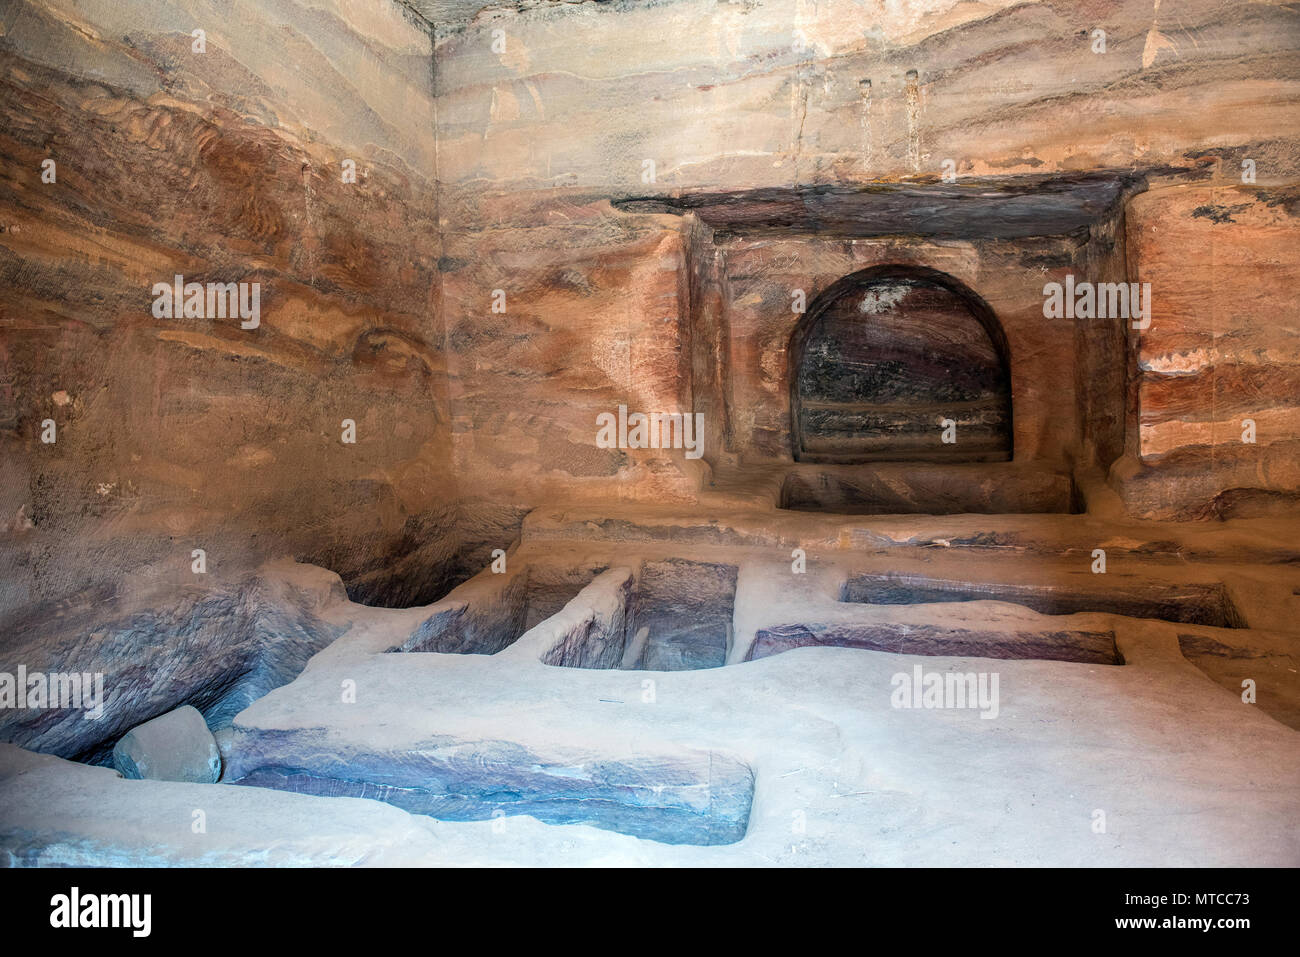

[112,706,221,783]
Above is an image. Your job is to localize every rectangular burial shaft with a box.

[749,621,1120,665]
[225,725,753,846]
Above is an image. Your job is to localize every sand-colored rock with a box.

[0,0,1297,870]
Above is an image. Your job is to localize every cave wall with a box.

[0,0,472,618]
[438,196,705,504]
[433,0,1298,190]
[2,0,1298,635]
[1116,183,1300,520]
[433,0,1300,518]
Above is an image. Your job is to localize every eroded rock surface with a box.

[0,561,345,763]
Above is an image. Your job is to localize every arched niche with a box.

[789,265,1012,463]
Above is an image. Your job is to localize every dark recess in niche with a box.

[300,505,531,609]
[841,573,1248,629]
[789,264,1013,464]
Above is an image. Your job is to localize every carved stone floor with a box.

[3,502,1298,865]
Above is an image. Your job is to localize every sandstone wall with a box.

[434,0,1299,191]
[0,0,462,617]
[438,196,706,503]
[1115,183,1300,519]
[3,0,1297,634]
[434,0,1300,518]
